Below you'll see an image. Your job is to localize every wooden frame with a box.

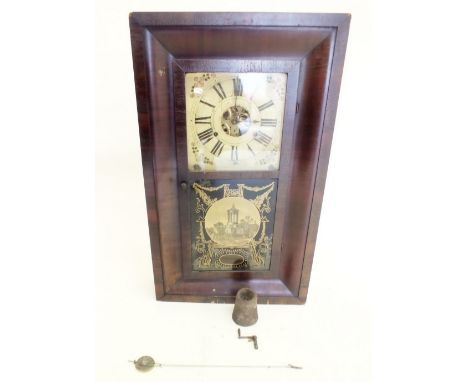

[129,12,350,304]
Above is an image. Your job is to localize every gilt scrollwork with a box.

[191,180,277,271]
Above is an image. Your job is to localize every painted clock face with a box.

[185,73,287,172]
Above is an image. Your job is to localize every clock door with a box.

[182,71,289,272]
[173,62,301,278]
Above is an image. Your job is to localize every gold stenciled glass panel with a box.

[185,73,287,172]
[191,179,278,271]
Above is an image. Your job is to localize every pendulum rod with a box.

[130,356,302,371]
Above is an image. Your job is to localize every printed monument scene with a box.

[205,198,261,246]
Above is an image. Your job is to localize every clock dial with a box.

[185,73,287,172]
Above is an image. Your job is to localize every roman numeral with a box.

[254,131,272,146]
[233,77,243,97]
[200,99,215,108]
[260,118,277,127]
[197,128,214,145]
[210,140,224,156]
[258,100,274,111]
[231,146,239,161]
[195,116,211,125]
[213,83,227,100]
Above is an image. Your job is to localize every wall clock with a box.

[129,12,350,303]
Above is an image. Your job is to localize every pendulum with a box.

[131,355,302,372]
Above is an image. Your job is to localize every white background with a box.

[1,1,467,382]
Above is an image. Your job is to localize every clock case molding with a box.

[129,12,350,304]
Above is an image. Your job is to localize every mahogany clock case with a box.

[129,12,350,304]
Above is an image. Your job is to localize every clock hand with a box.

[234,76,239,108]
